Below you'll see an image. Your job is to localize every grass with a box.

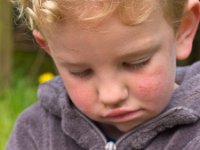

[0,48,56,150]
[0,80,37,150]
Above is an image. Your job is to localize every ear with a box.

[32,30,51,55]
[176,0,200,60]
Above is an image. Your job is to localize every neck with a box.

[97,123,125,139]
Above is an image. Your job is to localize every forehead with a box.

[46,9,174,56]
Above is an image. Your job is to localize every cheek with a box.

[137,79,161,98]
[133,65,174,102]
[64,80,96,112]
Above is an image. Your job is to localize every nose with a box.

[97,79,128,107]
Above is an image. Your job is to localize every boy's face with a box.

[40,10,183,133]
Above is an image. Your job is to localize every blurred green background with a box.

[0,1,57,149]
[1,1,200,150]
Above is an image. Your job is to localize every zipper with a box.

[74,108,137,149]
[73,106,189,149]
[75,108,142,150]
[73,107,149,150]
[105,142,117,150]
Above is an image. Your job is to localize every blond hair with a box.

[13,0,187,31]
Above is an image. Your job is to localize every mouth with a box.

[104,109,143,123]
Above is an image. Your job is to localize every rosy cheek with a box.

[67,85,94,111]
[134,67,167,100]
[136,79,161,99]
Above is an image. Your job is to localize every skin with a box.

[33,0,200,138]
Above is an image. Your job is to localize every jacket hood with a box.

[37,62,200,149]
[38,76,66,118]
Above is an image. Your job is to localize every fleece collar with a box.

[38,62,200,149]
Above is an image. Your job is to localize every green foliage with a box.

[0,49,56,150]
[0,79,37,150]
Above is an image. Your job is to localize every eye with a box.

[122,58,150,70]
[69,69,93,78]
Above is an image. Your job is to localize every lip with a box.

[104,109,143,123]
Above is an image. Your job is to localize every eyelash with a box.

[69,58,150,78]
[122,58,150,70]
[69,69,93,78]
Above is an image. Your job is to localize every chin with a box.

[116,123,138,133]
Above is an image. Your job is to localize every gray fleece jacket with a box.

[6,61,200,150]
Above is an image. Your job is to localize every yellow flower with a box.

[38,72,55,83]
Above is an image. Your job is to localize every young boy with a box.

[7,0,200,149]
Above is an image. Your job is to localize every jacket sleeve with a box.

[183,136,200,150]
[6,104,46,150]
